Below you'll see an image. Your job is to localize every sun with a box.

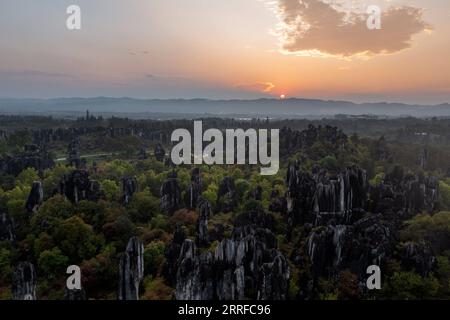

[279,94,286,100]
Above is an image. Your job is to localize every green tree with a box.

[43,164,73,196]
[17,168,39,188]
[401,212,450,254]
[101,179,120,202]
[439,181,450,210]
[103,160,134,179]
[128,189,159,223]
[319,155,339,172]
[0,248,12,283]
[34,232,55,257]
[102,214,135,249]
[382,272,439,300]
[31,195,74,233]
[53,216,99,262]
[203,183,218,204]
[38,247,69,278]
[76,200,108,231]
[144,241,166,276]
[235,179,250,200]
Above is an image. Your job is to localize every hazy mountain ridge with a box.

[1,97,449,118]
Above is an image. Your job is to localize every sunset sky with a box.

[0,0,449,104]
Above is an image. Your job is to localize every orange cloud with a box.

[235,82,276,93]
[272,0,431,58]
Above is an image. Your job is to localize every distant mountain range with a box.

[1,97,449,119]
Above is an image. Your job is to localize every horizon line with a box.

[0,96,449,107]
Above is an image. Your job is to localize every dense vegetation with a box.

[1,114,450,300]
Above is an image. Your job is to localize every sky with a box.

[0,0,449,104]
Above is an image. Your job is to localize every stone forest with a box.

[1,114,450,300]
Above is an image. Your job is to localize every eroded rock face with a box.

[286,162,316,232]
[59,170,91,203]
[164,224,186,286]
[285,164,369,239]
[258,252,290,300]
[118,237,144,300]
[217,177,237,213]
[0,212,15,242]
[161,172,182,215]
[402,241,437,277]
[26,181,44,213]
[64,288,86,300]
[175,239,214,300]
[369,166,440,216]
[87,180,104,202]
[122,177,138,205]
[12,262,37,300]
[248,186,263,201]
[171,223,290,300]
[154,143,166,162]
[67,138,82,168]
[186,168,202,209]
[196,198,212,247]
[138,147,147,160]
[306,214,392,280]
[0,144,54,176]
[234,209,275,230]
[269,189,287,214]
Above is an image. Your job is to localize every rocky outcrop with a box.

[171,224,290,300]
[122,177,138,205]
[369,166,440,216]
[175,239,215,300]
[59,170,89,203]
[285,164,368,239]
[26,181,44,213]
[217,177,237,213]
[87,180,104,202]
[286,162,316,231]
[306,214,392,280]
[12,262,37,300]
[402,241,436,277]
[0,212,15,242]
[64,288,86,300]
[248,186,263,201]
[313,166,368,226]
[186,168,202,209]
[0,144,54,176]
[196,198,212,247]
[58,170,104,204]
[163,224,186,286]
[67,138,82,168]
[154,143,166,162]
[268,189,287,214]
[118,237,144,300]
[160,172,182,215]
[258,252,290,300]
[234,209,275,230]
[138,147,147,160]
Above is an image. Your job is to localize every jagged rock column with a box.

[12,262,37,300]
[118,237,144,300]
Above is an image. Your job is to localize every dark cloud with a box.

[273,0,431,58]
